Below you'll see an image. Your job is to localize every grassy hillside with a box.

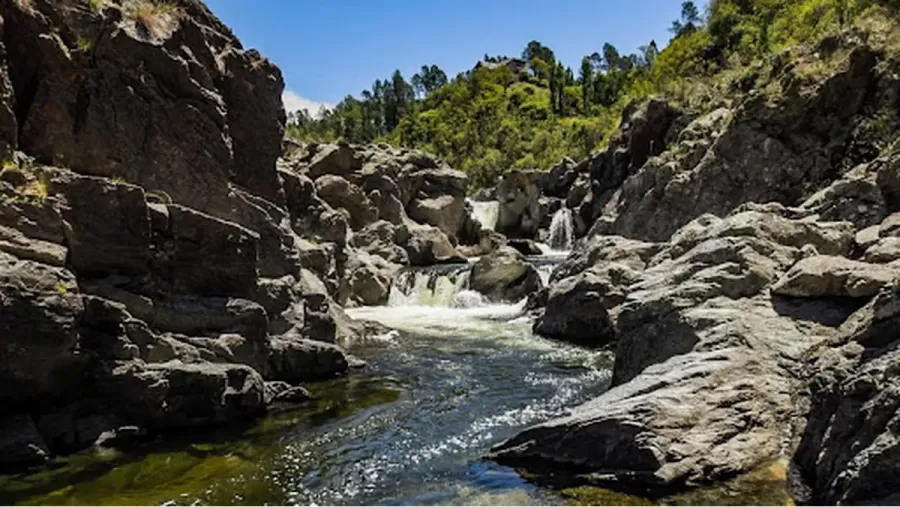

[287,0,900,189]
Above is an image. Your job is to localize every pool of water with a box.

[0,300,612,506]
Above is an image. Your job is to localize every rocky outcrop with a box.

[493,207,856,495]
[790,286,900,505]
[469,246,543,303]
[0,0,432,473]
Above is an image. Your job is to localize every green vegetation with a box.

[87,0,105,13]
[287,0,900,189]
[74,36,94,52]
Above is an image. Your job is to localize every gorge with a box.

[2,0,900,506]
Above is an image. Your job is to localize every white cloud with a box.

[282,89,334,118]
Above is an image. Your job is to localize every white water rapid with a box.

[468,199,500,231]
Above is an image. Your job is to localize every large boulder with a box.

[495,170,544,238]
[315,174,378,231]
[109,361,266,430]
[269,336,350,383]
[469,247,543,303]
[339,249,400,307]
[350,220,408,265]
[771,255,898,298]
[400,165,469,242]
[493,207,848,495]
[399,224,463,266]
[534,263,639,347]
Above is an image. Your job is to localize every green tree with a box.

[579,56,593,114]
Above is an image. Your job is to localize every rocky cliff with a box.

[0,0,492,472]
[490,21,900,506]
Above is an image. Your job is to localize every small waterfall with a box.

[468,199,499,231]
[387,265,471,307]
[548,208,574,252]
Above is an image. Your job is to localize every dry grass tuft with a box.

[127,1,182,39]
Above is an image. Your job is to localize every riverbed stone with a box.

[470,246,543,303]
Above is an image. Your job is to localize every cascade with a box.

[467,199,499,231]
[548,208,574,252]
[387,265,472,307]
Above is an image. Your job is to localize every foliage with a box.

[287,0,900,190]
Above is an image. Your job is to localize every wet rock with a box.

[400,224,463,266]
[506,238,543,256]
[470,246,543,303]
[264,381,312,404]
[496,170,544,238]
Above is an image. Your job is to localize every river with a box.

[0,257,617,506]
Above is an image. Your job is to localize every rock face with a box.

[493,209,849,492]
[469,247,543,302]
[0,0,495,474]
[791,286,900,505]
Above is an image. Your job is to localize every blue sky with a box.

[205,0,707,114]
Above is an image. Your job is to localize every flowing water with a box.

[0,259,614,506]
[467,200,499,231]
[0,256,793,506]
[547,208,574,252]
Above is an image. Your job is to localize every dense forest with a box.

[287,0,900,188]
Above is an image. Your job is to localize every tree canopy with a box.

[287,0,900,190]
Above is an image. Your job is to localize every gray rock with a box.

[340,249,400,307]
[51,171,152,275]
[109,361,266,431]
[863,236,900,263]
[469,247,543,303]
[495,170,544,238]
[399,224,463,266]
[350,220,409,264]
[264,381,312,404]
[771,255,898,298]
[0,252,84,405]
[315,174,378,231]
[534,263,639,346]
[160,205,260,299]
[269,336,350,383]
[791,286,900,505]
